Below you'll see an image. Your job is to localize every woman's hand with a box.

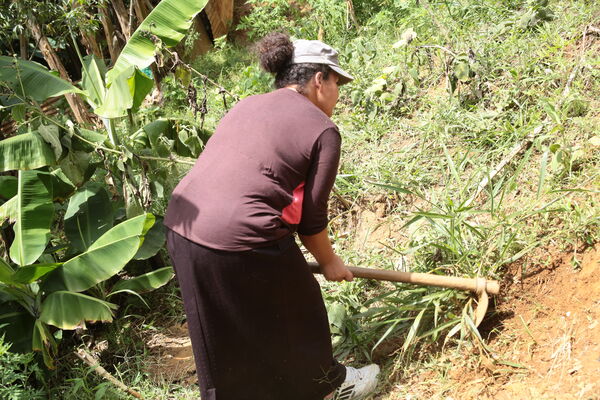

[299,228,353,282]
[320,254,353,282]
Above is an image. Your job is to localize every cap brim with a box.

[330,65,354,85]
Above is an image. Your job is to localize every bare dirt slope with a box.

[476,243,600,400]
[393,243,600,400]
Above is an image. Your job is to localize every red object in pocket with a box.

[281,182,305,225]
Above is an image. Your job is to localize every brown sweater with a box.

[164,88,341,251]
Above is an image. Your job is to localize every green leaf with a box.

[372,319,400,352]
[10,170,54,266]
[0,196,16,224]
[537,149,549,199]
[454,61,471,82]
[80,54,107,109]
[0,176,17,199]
[142,118,172,156]
[110,266,174,295]
[91,213,154,250]
[58,150,93,187]
[0,258,14,284]
[403,308,426,352]
[106,0,209,84]
[326,302,346,330]
[134,216,165,259]
[39,291,116,330]
[95,68,132,118]
[38,124,63,160]
[130,67,154,112]
[95,66,152,118]
[414,211,454,219]
[44,214,154,292]
[64,183,114,253]
[78,128,107,144]
[49,169,76,202]
[370,182,415,196]
[32,319,57,369]
[0,56,84,102]
[0,302,35,353]
[11,263,62,284]
[11,104,25,122]
[0,133,56,172]
[442,143,460,182]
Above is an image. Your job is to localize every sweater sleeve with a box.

[297,127,341,236]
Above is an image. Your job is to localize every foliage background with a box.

[0,0,599,398]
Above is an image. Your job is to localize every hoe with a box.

[309,262,500,327]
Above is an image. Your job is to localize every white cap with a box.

[292,39,354,85]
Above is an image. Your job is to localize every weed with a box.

[0,336,46,399]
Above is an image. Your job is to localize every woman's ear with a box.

[313,71,324,90]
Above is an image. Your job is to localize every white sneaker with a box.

[332,364,380,400]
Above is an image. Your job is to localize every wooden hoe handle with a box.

[308,262,500,295]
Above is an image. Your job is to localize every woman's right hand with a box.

[320,254,353,282]
[299,228,353,282]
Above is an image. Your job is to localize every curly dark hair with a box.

[256,32,331,94]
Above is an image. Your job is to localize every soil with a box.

[142,238,600,400]
[145,323,197,386]
[387,243,600,400]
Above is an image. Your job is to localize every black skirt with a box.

[166,229,346,400]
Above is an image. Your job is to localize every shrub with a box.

[0,335,46,400]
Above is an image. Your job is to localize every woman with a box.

[164,33,379,400]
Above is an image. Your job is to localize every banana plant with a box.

[0,0,214,367]
[0,212,173,368]
[80,0,209,123]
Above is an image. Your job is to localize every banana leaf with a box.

[0,56,84,102]
[43,214,154,293]
[134,216,165,259]
[64,183,114,253]
[0,133,56,172]
[10,171,54,266]
[39,291,117,330]
[80,54,107,110]
[95,66,153,118]
[0,176,17,199]
[106,0,208,84]
[49,169,76,202]
[0,303,35,353]
[0,196,16,225]
[11,263,62,284]
[110,266,174,295]
[32,319,57,369]
[0,258,14,284]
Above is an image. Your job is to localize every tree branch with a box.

[75,348,144,399]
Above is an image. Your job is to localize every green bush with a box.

[0,336,45,400]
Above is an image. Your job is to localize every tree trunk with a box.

[19,32,27,59]
[133,0,150,23]
[205,0,234,39]
[72,0,103,58]
[81,30,104,58]
[143,0,154,13]
[26,15,91,124]
[99,5,120,65]
[111,0,131,39]
[184,15,213,61]
[228,0,252,45]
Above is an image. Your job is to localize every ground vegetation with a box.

[0,0,598,398]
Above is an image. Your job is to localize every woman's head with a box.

[256,33,352,117]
